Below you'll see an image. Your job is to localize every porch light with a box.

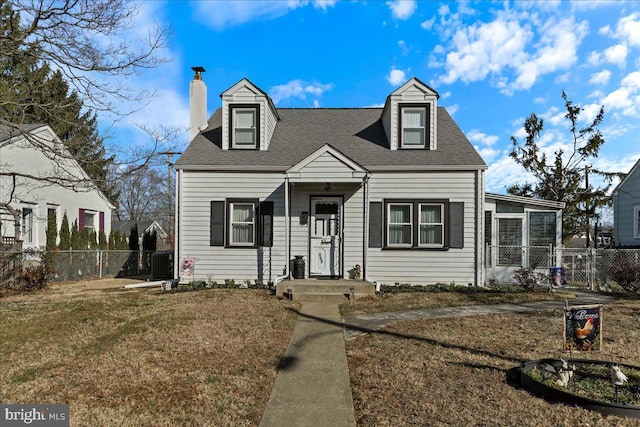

[324,182,331,192]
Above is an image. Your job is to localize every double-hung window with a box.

[387,203,412,246]
[370,200,463,250]
[230,202,256,246]
[401,106,427,148]
[232,106,258,149]
[84,211,96,231]
[419,204,444,247]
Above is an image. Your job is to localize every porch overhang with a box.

[285,144,369,183]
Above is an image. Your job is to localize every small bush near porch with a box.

[0,279,298,426]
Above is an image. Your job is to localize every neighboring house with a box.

[111,219,168,249]
[175,71,489,286]
[613,158,640,247]
[484,193,564,284]
[0,124,114,250]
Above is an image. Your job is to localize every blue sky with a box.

[109,0,640,195]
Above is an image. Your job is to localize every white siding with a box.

[179,172,286,282]
[366,171,478,285]
[177,169,483,285]
[614,164,640,246]
[0,127,113,248]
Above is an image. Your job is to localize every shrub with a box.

[1,250,55,292]
[512,267,546,291]
[609,251,639,292]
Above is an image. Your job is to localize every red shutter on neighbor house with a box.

[78,208,86,230]
[99,211,105,233]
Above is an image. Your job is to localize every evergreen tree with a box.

[0,2,117,201]
[70,220,81,250]
[129,225,140,251]
[59,211,71,250]
[509,91,621,244]
[46,209,57,250]
[98,231,107,250]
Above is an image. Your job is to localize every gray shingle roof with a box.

[0,124,46,142]
[176,107,486,170]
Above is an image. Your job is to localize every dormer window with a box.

[400,105,428,148]
[231,104,259,149]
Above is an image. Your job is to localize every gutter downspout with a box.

[276,176,290,288]
[174,169,181,280]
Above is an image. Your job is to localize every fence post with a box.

[99,250,103,278]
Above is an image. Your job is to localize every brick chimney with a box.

[189,66,207,141]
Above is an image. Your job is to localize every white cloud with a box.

[313,100,320,108]
[269,79,334,104]
[603,44,628,67]
[438,14,533,85]
[615,13,640,47]
[192,1,336,30]
[622,71,640,89]
[477,147,501,163]
[599,24,611,36]
[467,129,499,146]
[446,104,459,115]
[441,91,451,99]
[421,17,436,30]
[386,0,417,20]
[398,40,411,55]
[509,17,588,93]
[387,67,407,86]
[589,69,612,85]
[534,97,545,104]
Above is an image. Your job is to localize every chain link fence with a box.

[1,250,157,285]
[486,245,640,290]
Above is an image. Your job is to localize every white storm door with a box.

[310,197,342,276]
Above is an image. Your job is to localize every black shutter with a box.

[369,202,383,248]
[259,201,274,247]
[449,202,464,249]
[210,201,225,246]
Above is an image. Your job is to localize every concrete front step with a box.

[277,280,375,302]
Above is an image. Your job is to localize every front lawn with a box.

[0,279,298,426]
[346,294,640,426]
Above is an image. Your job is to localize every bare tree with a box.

[1,0,181,234]
[115,164,167,225]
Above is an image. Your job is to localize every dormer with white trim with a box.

[220,78,280,151]
[380,77,440,151]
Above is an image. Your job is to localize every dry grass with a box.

[341,287,575,317]
[346,295,640,426]
[0,278,298,426]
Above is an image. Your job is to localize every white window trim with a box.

[634,205,640,239]
[418,203,444,248]
[232,107,257,149]
[401,106,426,149]
[387,202,413,247]
[84,210,96,231]
[21,207,34,244]
[229,202,256,246]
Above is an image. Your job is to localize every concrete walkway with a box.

[260,302,356,427]
[260,291,617,426]
[343,291,617,340]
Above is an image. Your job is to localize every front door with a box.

[310,196,342,277]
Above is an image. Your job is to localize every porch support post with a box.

[362,174,369,282]
[284,176,290,279]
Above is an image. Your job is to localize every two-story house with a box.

[175,70,489,288]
